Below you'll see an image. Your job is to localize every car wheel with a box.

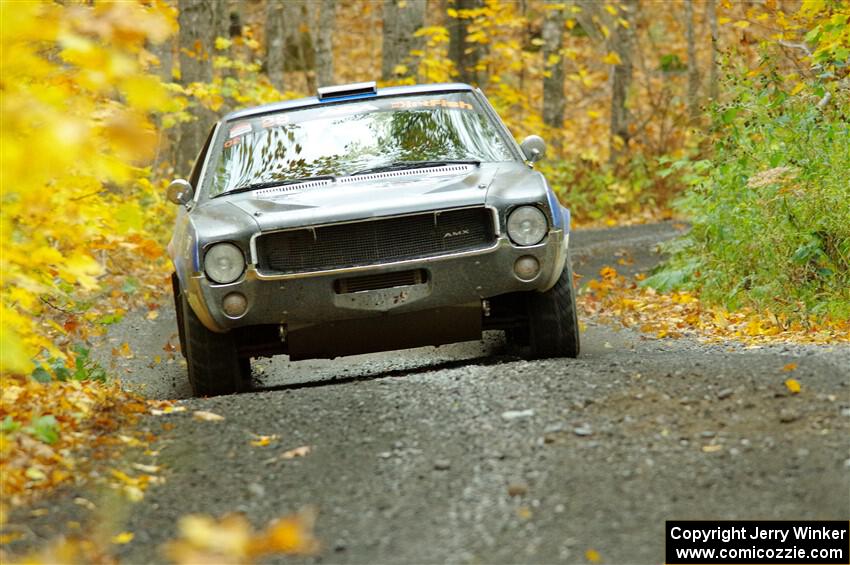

[171,273,187,358]
[524,256,580,359]
[180,291,251,397]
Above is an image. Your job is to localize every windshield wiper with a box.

[350,160,480,176]
[213,175,336,198]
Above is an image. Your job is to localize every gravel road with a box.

[10,222,850,564]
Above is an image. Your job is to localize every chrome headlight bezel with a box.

[506,205,548,246]
[203,242,245,284]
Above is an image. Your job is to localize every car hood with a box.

[218,163,512,231]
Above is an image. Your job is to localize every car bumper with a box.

[185,229,569,333]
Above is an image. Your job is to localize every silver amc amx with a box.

[167,82,579,396]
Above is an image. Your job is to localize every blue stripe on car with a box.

[546,188,563,229]
[318,92,378,103]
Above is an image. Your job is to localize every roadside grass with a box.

[642,77,850,326]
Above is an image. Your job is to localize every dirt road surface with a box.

[9,223,850,564]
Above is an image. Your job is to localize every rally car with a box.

[167,81,579,396]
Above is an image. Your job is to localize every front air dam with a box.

[286,302,482,361]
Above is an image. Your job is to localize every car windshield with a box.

[207,91,515,197]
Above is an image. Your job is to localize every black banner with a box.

[666,521,849,564]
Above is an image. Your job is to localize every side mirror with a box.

[520,135,547,163]
[167,179,194,205]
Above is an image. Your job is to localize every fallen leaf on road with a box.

[585,548,601,563]
[112,531,134,544]
[74,497,96,510]
[117,435,142,449]
[501,409,534,420]
[785,378,801,394]
[249,508,319,556]
[783,362,798,372]
[150,405,186,416]
[507,482,528,496]
[113,342,134,358]
[147,310,160,320]
[163,508,318,563]
[599,267,617,280]
[250,435,278,447]
[281,446,311,459]
[164,513,251,563]
[193,410,225,422]
[702,444,722,453]
[132,463,161,474]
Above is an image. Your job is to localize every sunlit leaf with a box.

[784,378,801,394]
[112,531,134,544]
[281,445,311,459]
[602,51,622,65]
[193,410,225,422]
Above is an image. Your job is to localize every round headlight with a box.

[507,206,547,246]
[204,243,245,284]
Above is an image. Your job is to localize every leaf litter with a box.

[580,267,850,345]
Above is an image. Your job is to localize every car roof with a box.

[223,82,476,122]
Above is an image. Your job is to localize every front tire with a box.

[179,291,251,397]
[521,257,581,359]
[171,273,187,358]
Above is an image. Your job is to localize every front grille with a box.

[256,207,495,274]
[334,269,427,294]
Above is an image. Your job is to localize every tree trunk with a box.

[293,1,315,93]
[147,34,176,176]
[608,0,637,165]
[150,36,174,84]
[268,1,317,92]
[708,0,719,101]
[381,0,426,81]
[448,0,482,84]
[265,0,287,91]
[222,6,245,81]
[213,0,229,41]
[573,0,605,44]
[314,0,336,87]
[686,0,700,121]
[542,1,565,154]
[176,0,223,174]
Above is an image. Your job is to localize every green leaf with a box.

[50,358,71,381]
[31,366,52,383]
[640,268,690,291]
[29,415,60,445]
[0,416,21,434]
[98,313,124,325]
[721,108,739,124]
[121,278,139,294]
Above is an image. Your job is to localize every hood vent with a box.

[254,164,475,199]
[338,164,475,185]
[254,178,334,198]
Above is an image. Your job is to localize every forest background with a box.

[1,0,848,511]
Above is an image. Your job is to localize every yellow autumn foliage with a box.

[0,2,176,375]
